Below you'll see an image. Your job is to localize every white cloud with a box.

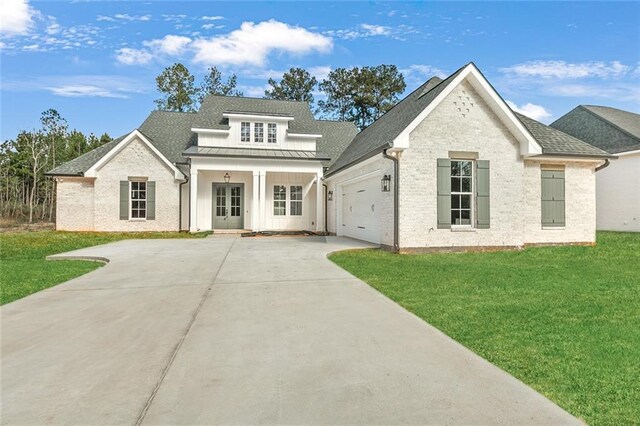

[97,14,151,22]
[309,65,332,81]
[192,20,332,67]
[401,64,447,84]
[549,83,640,103]
[506,100,552,121]
[500,60,630,79]
[143,35,191,56]
[202,16,224,21]
[239,84,270,98]
[360,24,391,36]
[47,85,129,98]
[115,47,153,65]
[202,23,225,30]
[0,0,36,35]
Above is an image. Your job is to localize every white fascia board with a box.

[616,149,640,156]
[392,63,543,156]
[525,155,604,163]
[191,127,230,135]
[324,153,384,183]
[85,129,184,180]
[222,112,294,121]
[287,132,323,139]
[190,156,324,174]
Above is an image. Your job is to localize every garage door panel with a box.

[341,177,381,244]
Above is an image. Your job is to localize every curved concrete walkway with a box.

[1,236,581,425]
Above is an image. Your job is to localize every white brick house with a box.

[48,62,612,251]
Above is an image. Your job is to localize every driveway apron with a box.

[1,236,582,425]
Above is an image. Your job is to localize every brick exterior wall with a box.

[55,177,95,231]
[93,137,181,232]
[399,80,527,249]
[524,160,597,244]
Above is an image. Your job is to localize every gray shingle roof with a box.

[327,66,467,176]
[183,146,330,161]
[48,97,356,175]
[46,136,125,176]
[550,105,640,154]
[516,113,611,157]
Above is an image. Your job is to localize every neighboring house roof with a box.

[516,113,611,157]
[327,64,611,177]
[48,97,356,176]
[550,105,640,154]
[183,146,330,161]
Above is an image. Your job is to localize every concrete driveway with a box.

[1,235,581,425]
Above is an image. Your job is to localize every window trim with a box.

[267,123,277,143]
[254,122,264,143]
[129,180,147,221]
[273,184,287,216]
[290,185,303,216]
[450,159,474,229]
[240,121,251,143]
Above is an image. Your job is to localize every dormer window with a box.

[254,123,264,143]
[241,122,251,142]
[268,123,277,143]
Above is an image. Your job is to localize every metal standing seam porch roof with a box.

[183,146,331,161]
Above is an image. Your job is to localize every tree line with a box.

[0,110,112,223]
[155,63,407,130]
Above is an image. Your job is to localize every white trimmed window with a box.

[273,185,286,216]
[254,123,264,143]
[130,181,147,219]
[290,185,302,216]
[241,122,251,142]
[450,160,473,226]
[267,123,277,143]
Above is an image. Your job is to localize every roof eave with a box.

[325,142,393,178]
[533,152,617,160]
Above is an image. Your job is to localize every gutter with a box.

[382,149,399,252]
[595,159,610,172]
[322,183,328,233]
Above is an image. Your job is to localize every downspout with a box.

[382,149,399,252]
[322,183,328,233]
[176,160,191,232]
[595,159,610,172]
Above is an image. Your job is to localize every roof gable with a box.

[551,105,640,154]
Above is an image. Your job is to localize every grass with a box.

[0,230,207,305]
[329,232,640,426]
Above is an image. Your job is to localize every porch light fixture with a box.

[328,190,334,201]
[381,174,391,192]
[223,173,231,184]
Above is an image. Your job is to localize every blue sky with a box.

[1,1,639,141]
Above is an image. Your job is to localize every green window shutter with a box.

[119,181,129,220]
[476,160,490,229]
[541,170,565,227]
[437,158,451,229]
[147,181,156,220]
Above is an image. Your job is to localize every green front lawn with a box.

[0,230,206,305]
[330,232,640,426]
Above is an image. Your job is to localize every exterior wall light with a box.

[223,173,231,183]
[328,190,334,201]
[381,174,391,192]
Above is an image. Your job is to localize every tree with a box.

[318,65,406,129]
[198,66,243,102]
[154,63,199,112]
[264,67,317,103]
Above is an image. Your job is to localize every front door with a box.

[213,184,243,229]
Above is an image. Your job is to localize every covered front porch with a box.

[188,157,324,233]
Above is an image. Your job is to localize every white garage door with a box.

[341,176,381,244]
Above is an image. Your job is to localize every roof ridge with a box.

[578,105,640,143]
[151,109,198,115]
[203,94,310,104]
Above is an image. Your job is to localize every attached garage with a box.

[340,176,381,244]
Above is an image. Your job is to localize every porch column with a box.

[252,171,260,231]
[259,171,267,231]
[316,172,323,232]
[189,169,198,232]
